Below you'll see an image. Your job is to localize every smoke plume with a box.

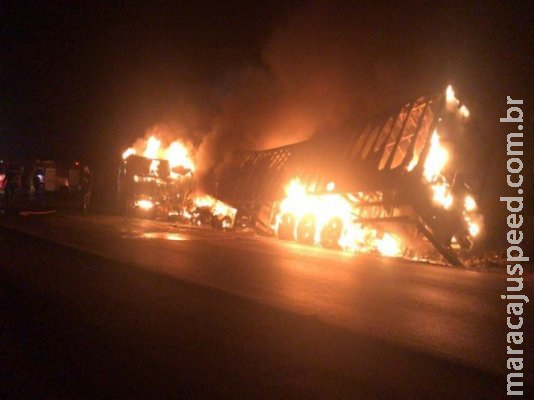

[132,3,443,189]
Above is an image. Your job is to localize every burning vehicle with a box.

[118,136,195,219]
[217,86,487,266]
[119,136,236,227]
[118,154,174,219]
[188,195,236,230]
[118,86,487,266]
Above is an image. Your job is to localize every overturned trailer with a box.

[219,87,488,266]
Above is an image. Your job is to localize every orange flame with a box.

[424,131,448,182]
[123,135,196,176]
[143,136,161,159]
[446,85,469,118]
[274,178,404,257]
[419,130,454,210]
[194,194,236,218]
[376,233,403,257]
[166,141,195,175]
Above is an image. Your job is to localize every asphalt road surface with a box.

[1,212,533,398]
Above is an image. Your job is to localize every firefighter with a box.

[80,166,92,214]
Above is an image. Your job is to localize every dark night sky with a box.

[1,1,533,247]
[1,1,293,160]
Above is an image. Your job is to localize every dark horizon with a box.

[2,2,531,157]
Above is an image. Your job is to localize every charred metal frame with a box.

[221,90,487,266]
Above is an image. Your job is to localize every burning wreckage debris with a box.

[219,85,487,266]
[118,135,236,229]
[118,85,486,266]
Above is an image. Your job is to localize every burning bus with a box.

[216,85,487,266]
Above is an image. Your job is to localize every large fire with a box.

[122,134,238,225]
[120,85,481,262]
[272,85,482,259]
[416,86,481,239]
[273,178,404,257]
[194,194,237,218]
[424,130,454,210]
[122,135,195,176]
[419,129,481,239]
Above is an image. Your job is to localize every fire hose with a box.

[19,210,58,216]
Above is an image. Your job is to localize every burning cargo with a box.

[218,86,487,266]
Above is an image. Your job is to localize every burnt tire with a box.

[296,214,316,245]
[320,217,343,249]
[221,216,233,230]
[212,215,233,230]
[277,213,296,240]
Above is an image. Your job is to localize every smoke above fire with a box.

[125,3,443,189]
[197,6,407,175]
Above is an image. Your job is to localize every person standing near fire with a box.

[80,166,92,214]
